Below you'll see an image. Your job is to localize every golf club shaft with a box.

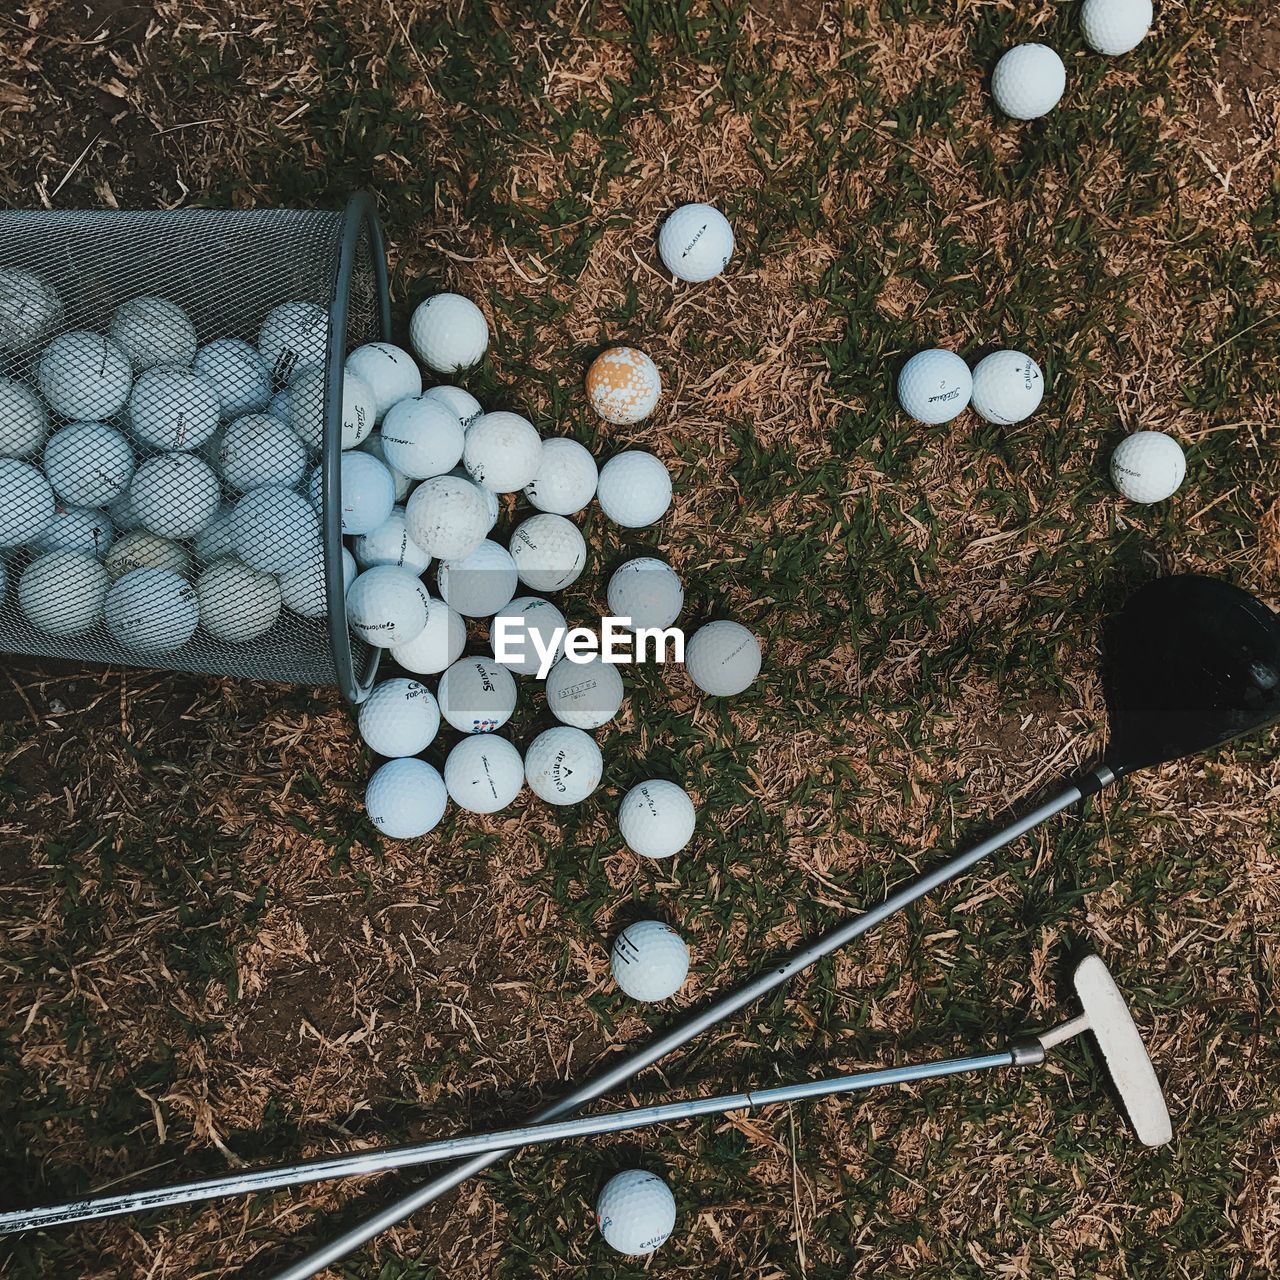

[0,1051,1020,1233]
[268,774,1103,1280]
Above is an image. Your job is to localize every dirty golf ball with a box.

[618,780,696,859]
[524,726,602,805]
[969,350,1044,425]
[409,293,489,373]
[345,342,422,423]
[544,655,624,729]
[1110,431,1186,503]
[104,567,199,652]
[685,620,761,696]
[463,411,543,493]
[437,657,518,734]
[586,347,661,424]
[658,202,734,282]
[390,595,467,675]
[509,514,587,592]
[523,438,598,516]
[607,557,684,630]
[365,757,447,839]
[381,395,466,479]
[596,1169,678,1256]
[437,539,519,618]
[444,735,524,814]
[1082,0,1151,55]
[596,451,672,528]
[489,596,567,676]
[404,474,491,561]
[195,559,281,643]
[991,44,1066,120]
[897,349,972,424]
[358,678,441,758]
[345,565,432,648]
[105,530,190,581]
[611,921,689,1003]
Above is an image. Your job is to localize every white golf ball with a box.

[230,486,320,574]
[437,538,518,618]
[196,558,281,643]
[358,677,441,758]
[1082,0,1151,55]
[345,342,422,423]
[129,453,220,539]
[463,411,543,493]
[596,451,672,528]
[193,507,234,563]
[685,620,761,696]
[969,350,1044,425]
[346,565,432,648]
[1110,431,1186,504]
[193,338,272,417]
[0,268,63,352]
[310,452,396,536]
[0,458,54,546]
[437,657,518,734]
[359,431,413,502]
[218,413,307,490]
[353,507,432,574]
[524,726,602,805]
[381,395,465,479]
[607,558,683,630]
[43,423,135,507]
[488,596,567,676]
[105,530,190,582]
[110,297,197,371]
[618,780,696,859]
[38,331,132,420]
[365,757,447,839]
[32,505,112,558]
[449,464,500,530]
[523,437,598,516]
[422,384,483,429]
[127,365,221,451]
[0,377,48,457]
[658,202,734,282]
[897,348,972,424]
[586,347,661,425]
[104,567,199,652]
[992,44,1066,120]
[409,293,489,373]
[509,514,587,592]
[390,594,466,674]
[544,654,624,729]
[596,1168,677,1256]
[258,300,328,383]
[404,474,491,561]
[611,920,689,1003]
[287,365,377,452]
[278,545,357,619]
[444,735,524,814]
[19,551,107,635]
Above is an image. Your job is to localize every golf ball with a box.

[104,567,199,652]
[43,423,135,507]
[127,365,221,451]
[105,530,190,581]
[196,558,282,643]
[353,507,432,574]
[524,726,602,805]
[19,551,107,636]
[110,296,197,371]
[0,268,63,352]
[1110,431,1186,503]
[489,595,567,676]
[231,487,321,573]
[1082,0,1151,55]
[346,565,433,648]
[607,557,683,630]
[611,920,689,1003]
[38,331,132,420]
[969,350,1044,425]
[390,595,467,675]
[618,780,696,859]
[658,202,734,282]
[992,44,1066,120]
[596,451,672,528]
[437,657,518,734]
[218,413,307,490]
[359,431,413,502]
[258,301,328,384]
[358,678,441,758]
[0,377,48,457]
[32,505,113,558]
[523,437,598,516]
[310,451,396,536]
[278,545,357,619]
[422,384,483,429]
[409,293,489,373]
[381,395,466,479]
[289,366,376,451]
[345,342,422,423]
[596,1169,677,1256]
[509,514,587,592]
[451,464,501,530]
[586,347,661,425]
[437,538,518,618]
[404,474,491,561]
[685,620,761,696]
[544,655,624,730]
[0,459,54,546]
[129,453,221,539]
[463,411,543,493]
[193,338,272,417]
[897,348,972,424]
[444,734,524,814]
[365,757,448,839]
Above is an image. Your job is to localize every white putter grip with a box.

[1074,954,1173,1147]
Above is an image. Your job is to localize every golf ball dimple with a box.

[129,452,221,540]
[684,620,762,697]
[437,657,518,734]
[897,349,972,424]
[524,726,602,805]
[110,296,198,371]
[658,202,734,282]
[544,654,624,730]
[231,487,321,574]
[1110,431,1186,503]
[444,735,524,814]
[607,557,684,630]
[1082,0,1151,55]
[353,507,432,574]
[196,558,282,643]
[0,377,48,458]
[404,474,492,561]
[596,451,672,528]
[193,338,272,418]
[618,780,696,859]
[409,293,489,373]
[258,300,328,385]
[218,413,307,490]
[104,567,199,652]
[437,538,518,618]
[345,342,423,423]
[390,595,466,675]
[596,1169,678,1256]
[509,514,587,592]
[19,551,108,636]
[422,384,483,429]
[586,347,662,425]
[43,423,135,508]
[365,757,448,839]
[128,365,221,451]
[463,411,543,494]
[0,459,55,546]
[346,565,433,648]
[381,395,466,479]
[969,350,1044,425]
[991,44,1066,120]
[610,920,689,1003]
[358,678,441,758]
[489,596,567,676]
[523,437,598,516]
[38,331,133,420]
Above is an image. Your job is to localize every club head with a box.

[1102,575,1280,777]
[1073,955,1172,1147]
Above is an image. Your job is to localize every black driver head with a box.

[1103,574,1280,776]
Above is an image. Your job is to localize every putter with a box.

[0,953,1170,1232]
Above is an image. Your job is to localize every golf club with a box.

[0,953,1171,1232]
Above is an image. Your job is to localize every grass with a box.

[1,0,1279,1277]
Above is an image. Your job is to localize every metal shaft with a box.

[0,1051,1019,1234]
[266,775,1100,1280]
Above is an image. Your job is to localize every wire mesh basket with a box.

[0,194,389,702]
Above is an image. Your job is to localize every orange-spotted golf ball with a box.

[585,346,661,425]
